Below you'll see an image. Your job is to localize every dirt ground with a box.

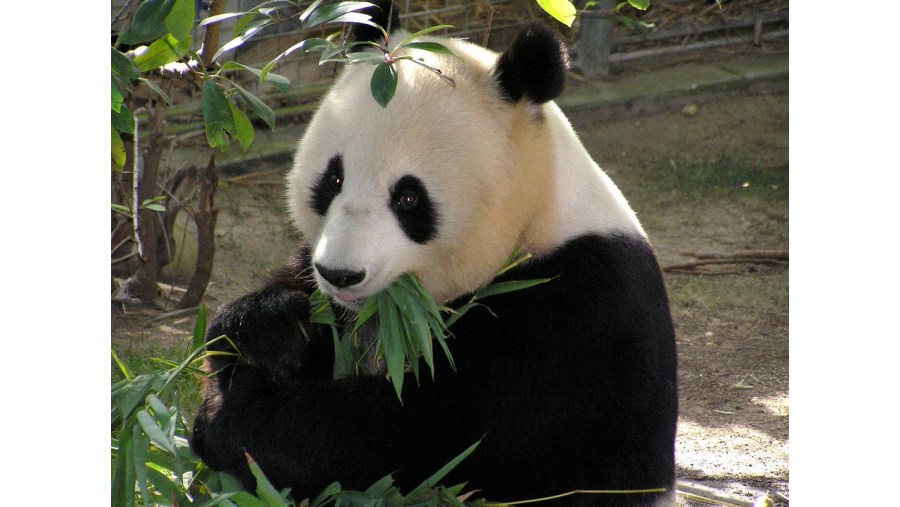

[112,92,789,506]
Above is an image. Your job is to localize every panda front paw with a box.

[206,286,313,381]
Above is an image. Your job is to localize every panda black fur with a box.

[191,2,678,505]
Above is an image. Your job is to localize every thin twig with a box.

[663,258,787,272]
[481,0,495,47]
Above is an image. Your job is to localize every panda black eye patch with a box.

[390,175,438,244]
[309,155,344,216]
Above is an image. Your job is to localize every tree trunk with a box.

[178,157,219,308]
[127,89,169,306]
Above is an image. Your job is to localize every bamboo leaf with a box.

[363,473,395,497]
[405,440,480,500]
[116,373,165,423]
[228,81,276,130]
[137,409,176,455]
[246,452,291,507]
[310,481,343,507]
[132,427,153,503]
[380,295,406,400]
[473,278,552,300]
[370,62,397,108]
[352,296,379,333]
[192,306,207,352]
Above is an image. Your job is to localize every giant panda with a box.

[191,2,678,505]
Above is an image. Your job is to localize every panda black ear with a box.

[350,0,401,44]
[494,23,569,104]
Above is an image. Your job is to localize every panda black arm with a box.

[203,247,332,381]
[191,356,420,501]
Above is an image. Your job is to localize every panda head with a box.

[286,4,570,308]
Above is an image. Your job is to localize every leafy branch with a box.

[310,250,551,401]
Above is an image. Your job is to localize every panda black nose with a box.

[315,263,366,289]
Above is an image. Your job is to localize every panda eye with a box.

[309,154,344,216]
[397,193,418,210]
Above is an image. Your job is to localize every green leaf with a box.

[111,349,134,380]
[111,47,141,81]
[395,24,455,48]
[138,77,172,105]
[370,62,397,108]
[400,41,460,59]
[131,427,153,504]
[346,51,388,65]
[316,12,379,29]
[192,306,207,352]
[199,11,251,27]
[473,278,552,300]
[405,440,480,501]
[309,289,337,326]
[137,409,176,455]
[228,101,256,151]
[232,11,262,38]
[211,19,271,62]
[298,0,326,23]
[223,80,276,130]
[352,298,379,335]
[615,13,655,31]
[246,452,291,507]
[363,473,395,497]
[112,128,126,170]
[306,1,375,28]
[220,61,291,92]
[112,104,136,134]
[201,80,236,150]
[133,34,192,72]
[536,0,577,27]
[166,0,195,41]
[310,482,343,507]
[110,76,125,113]
[111,425,132,507]
[143,203,166,212]
[628,0,651,10]
[262,38,332,80]
[380,294,406,400]
[117,0,178,45]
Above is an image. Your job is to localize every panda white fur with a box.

[192,2,678,505]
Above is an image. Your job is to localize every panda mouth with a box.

[334,291,364,306]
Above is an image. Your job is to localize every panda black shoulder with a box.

[494,23,569,104]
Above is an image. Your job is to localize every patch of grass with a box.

[112,333,205,424]
[623,155,788,206]
[665,271,788,333]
